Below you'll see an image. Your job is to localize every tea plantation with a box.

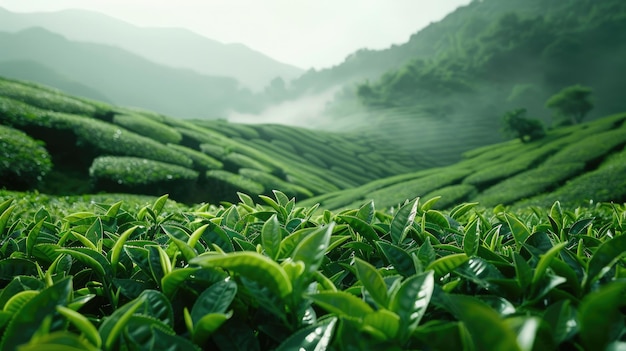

[1,77,626,350]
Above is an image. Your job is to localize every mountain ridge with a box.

[0,6,304,90]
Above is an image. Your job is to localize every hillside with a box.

[0,27,253,118]
[0,6,303,91]
[0,77,426,204]
[1,76,625,211]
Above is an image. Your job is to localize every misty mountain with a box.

[0,7,303,91]
[0,59,111,102]
[0,27,255,118]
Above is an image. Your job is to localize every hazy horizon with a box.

[0,0,471,70]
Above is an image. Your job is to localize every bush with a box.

[167,144,223,171]
[49,112,193,168]
[547,126,626,165]
[501,108,545,142]
[223,152,274,173]
[113,114,182,144]
[238,168,314,199]
[89,156,198,199]
[0,125,52,189]
[205,170,264,202]
[0,77,99,116]
[475,162,586,206]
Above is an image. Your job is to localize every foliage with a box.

[113,113,183,144]
[89,156,198,186]
[0,124,52,189]
[501,108,546,142]
[205,170,265,202]
[545,85,594,125]
[0,192,625,350]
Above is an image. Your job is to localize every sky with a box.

[0,0,471,70]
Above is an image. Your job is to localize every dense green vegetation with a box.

[0,191,625,350]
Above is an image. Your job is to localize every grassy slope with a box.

[2,76,625,210]
[299,112,626,210]
[0,76,424,204]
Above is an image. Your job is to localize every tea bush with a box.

[223,152,274,173]
[0,77,99,116]
[167,143,223,171]
[113,114,183,144]
[89,156,198,198]
[238,168,314,198]
[475,162,586,206]
[205,170,264,201]
[0,124,52,189]
[0,192,625,350]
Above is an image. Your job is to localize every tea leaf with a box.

[389,270,434,340]
[354,257,389,308]
[261,214,283,260]
[191,252,292,298]
[391,198,419,244]
[309,291,374,320]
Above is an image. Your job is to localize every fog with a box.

[227,87,345,129]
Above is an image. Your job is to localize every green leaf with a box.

[390,198,419,244]
[578,280,626,351]
[362,309,400,340]
[426,253,469,277]
[192,311,232,345]
[110,225,138,273]
[418,237,436,267]
[376,241,417,277]
[513,253,532,292]
[309,291,374,320]
[275,317,338,351]
[569,218,593,236]
[421,196,441,212]
[104,201,123,218]
[504,213,530,250]
[84,217,103,250]
[190,252,292,298]
[338,215,379,245]
[190,279,237,323]
[151,194,169,217]
[450,202,478,220]
[543,300,577,344]
[356,200,375,223]
[446,294,522,351]
[0,203,15,235]
[389,270,434,340]
[3,290,38,314]
[0,277,73,350]
[25,219,45,257]
[292,223,335,277]
[354,257,389,308]
[463,217,480,257]
[17,331,100,351]
[57,247,111,279]
[56,305,102,348]
[585,234,626,287]
[424,210,450,230]
[101,295,147,350]
[0,258,38,280]
[532,242,567,285]
[261,214,283,260]
[161,267,200,298]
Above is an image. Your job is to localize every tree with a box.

[545,85,594,125]
[501,108,545,143]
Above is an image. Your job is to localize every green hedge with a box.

[422,184,477,210]
[224,152,274,173]
[205,170,264,202]
[199,143,228,159]
[0,77,99,116]
[475,162,586,206]
[238,168,314,198]
[113,114,182,144]
[0,124,52,189]
[89,156,198,186]
[49,113,193,167]
[167,144,223,171]
[89,156,198,199]
[547,126,626,165]
[520,148,626,207]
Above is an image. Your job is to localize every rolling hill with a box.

[0,27,251,118]
[0,6,303,91]
[1,76,625,211]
